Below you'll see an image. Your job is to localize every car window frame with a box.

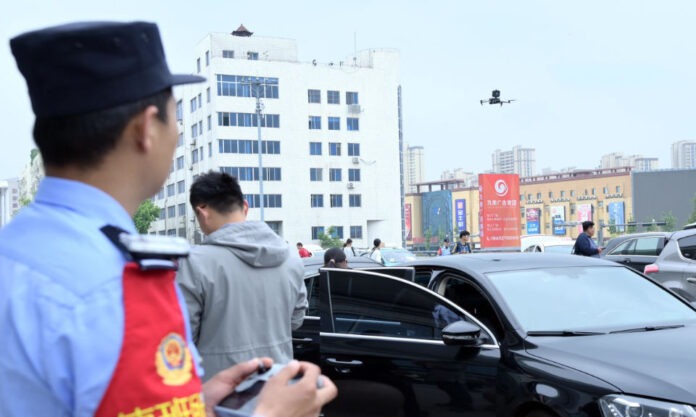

[320,268,499,349]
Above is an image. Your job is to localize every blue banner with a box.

[608,202,625,232]
[455,199,467,232]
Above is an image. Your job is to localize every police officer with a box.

[0,21,335,417]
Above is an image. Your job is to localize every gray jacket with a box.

[176,221,307,381]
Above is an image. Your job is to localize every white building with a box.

[492,145,536,177]
[439,168,477,187]
[0,178,20,228]
[153,26,403,248]
[671,141,696,169]
[599,152,658,171]
[405,144,424,193]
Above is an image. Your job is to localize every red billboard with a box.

[478,174,521,249]
[404,203,412,241]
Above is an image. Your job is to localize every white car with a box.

[520,235,574,253]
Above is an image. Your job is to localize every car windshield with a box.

[487,266,696,333]
[382,249,417,264]
[544,244,574,254]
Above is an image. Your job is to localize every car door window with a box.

[634,237,662,256]
[678,235,696,260]
[608,239,635,255]
[305,276,320,316]
[327,270,468,341]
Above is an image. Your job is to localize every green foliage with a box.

[424,228,432,251]
[133,200,160,234]
[645,218,658,232]
[608,217,617,235]
[626,216,637,233]
[688,194,696,225]
[318,226,343,249]
[19,196,32,207]
[662,211,677,232]
[30,148,39,162]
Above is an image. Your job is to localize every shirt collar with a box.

[34,177,138,234]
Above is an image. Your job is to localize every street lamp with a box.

[252,81,265,222]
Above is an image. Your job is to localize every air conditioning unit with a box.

[189,166,194,171]
[347,104,362,114]
[190,139,197,146]
[352,157,360,164]
[347,182,354,189]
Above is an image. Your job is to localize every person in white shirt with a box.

[369,238,385,264]
[343,238,357,258]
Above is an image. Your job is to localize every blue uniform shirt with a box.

[0,177,201,417]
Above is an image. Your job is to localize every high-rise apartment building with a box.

[0,178,20,227]
[599,152,658,171]
[672,141,696,169]
[492,145,536,177]
[405,145,424,193]
[152,26,403,248]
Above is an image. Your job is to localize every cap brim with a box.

[171,73,206,85]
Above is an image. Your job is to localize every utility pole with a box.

[253,81,265,222]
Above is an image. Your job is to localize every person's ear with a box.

[130,105,160,153]
[242,200,249,217]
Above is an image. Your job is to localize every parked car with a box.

[294,254,696,417]
[359,247,418,266]
[522,240,575,253]
[599,232,669,272]
[643,228,696,302]
[520,235,573,252]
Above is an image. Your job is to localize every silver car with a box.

[643,228,696,302]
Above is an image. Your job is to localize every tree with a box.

[645,218,658,232]
[424,228,433,251]
[318,226,343,249]
[626,216,637,234]
[133,200,160,234]
[662,211,677,232]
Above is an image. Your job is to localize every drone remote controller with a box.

[214,363,324,417]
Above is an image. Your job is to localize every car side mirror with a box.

[441,320,482,346]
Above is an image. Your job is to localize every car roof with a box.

[403,252,620,275]
[302,255,382,277]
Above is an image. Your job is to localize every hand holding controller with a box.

[215,362,327,417]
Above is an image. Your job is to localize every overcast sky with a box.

[2,0,694,181]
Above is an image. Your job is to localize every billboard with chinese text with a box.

[608,202,625,233]
[455,199,467,233]
[550,205,566,236]
[577,204,593,234]
[405,203,412,240]
[478,174,520,249]
[526,208,541,235]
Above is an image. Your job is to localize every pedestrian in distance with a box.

[453,230,473,254]
[573,220,602,257]
[176,171,308,381]
[343,238,357,257]
[297,242,312,258]
[370,238,385,264]
[437,238,452,256]
[324,247,350,268]
[0,20,335,417]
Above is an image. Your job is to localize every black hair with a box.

[189,171,245,213]
[582,221,595,231]
[33,89,172,169]
[343,238,353,248]
[373,238,381,248]
[324,247,347,268]
[460,230,471,238]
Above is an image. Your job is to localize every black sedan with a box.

[294,253,696,417]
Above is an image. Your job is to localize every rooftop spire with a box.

[232,24,253,37]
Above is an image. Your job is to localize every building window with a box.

[591,188,596,195]
[177,133,184,147]
[218,112,280,128]
[308,116,321,130]
[168,206,176,218]
[327,90,340,104]
[347,143,360,156]
[219,167,282,181]
[310,168,323,181]
[311,226,325,240]
[177,180,186,194]
[208,142,212,157]
[192,149,199,164]
[331,226,344,239]
[308,89,321,103]
[176,156,184,170]
[346,91,359,105]
[160,208,166,219]
[536,192,542,199]
[198,120,203,135]
[329,168,342,182]
[328,117,340,130]
[190,97,198,113]
[246,194,282,208]
[548,191,553,198]
[196,58,201,73]
[222,50,234,58]
[348,168,361,182]
[266,221,282,236]
[616,185,621,193]
[350,225,363,239]
[329,142,341,156]
[167,184,175,197]
[330,194,343,208]
[205,51,209,66]
[207,115,212,131]
[178,203,186,216]
[216,75,279,99]
[311,194,324,208]
[309,142,322,155]
[560,190,566,197]
[570,190,575,197]
[157,188,165,199]
[347,118,359,131]
[176,100,183,121]
[206,87,211,103]
[247,51,259,60]
[218,139,281,155]
[349,194,362,207]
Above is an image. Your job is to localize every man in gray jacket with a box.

[177,171,307,381]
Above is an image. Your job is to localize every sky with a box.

[1,0,695,181]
